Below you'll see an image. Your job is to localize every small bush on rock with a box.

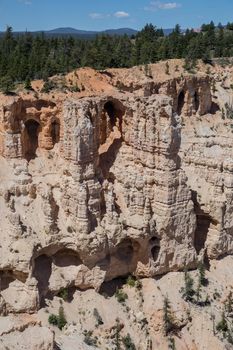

[93,308,104,326]
[216,312,228,333]
[48,306,67,330]
[48,314,58,326]
[115,288,128,304]
[122,333,136,350]
[126,275,136,287]
[58,288,68,301]
[83,330,97,346]
[163,297,177,336]
[180,271,195,302]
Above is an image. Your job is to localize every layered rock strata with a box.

[0,66,232,315]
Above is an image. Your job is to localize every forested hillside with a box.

[1,22,233,90]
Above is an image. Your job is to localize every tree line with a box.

[1,21,233,89]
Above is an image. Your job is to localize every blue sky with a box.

[1,0,233,32]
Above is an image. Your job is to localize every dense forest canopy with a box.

[1,21,233,90]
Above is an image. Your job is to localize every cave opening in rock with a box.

[194,213,212,254]
[53,249,82,267]
[210,101,220,114]
[104,101,117,128]
[99,100,123,148]
[149,236,161,261]
[177,91,185,115]
[33,254,52,302]
[99,276,129,297]
[115,239,139,264]
[191,191,213,255]
[22,119,41,161]
[194,91,200,112]
[99,99,124,181]
[116,239,134,263]
[0,271,15,291]
[51,120,60,146]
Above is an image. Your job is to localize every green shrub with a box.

[48,306,67,330]
[113,318,121,350]
[216,313,228,333]
[126,275,136,287]
[183,57,197,73]
[225,291,233,314]
[225,103,233,119]
[24,76,33,90]
[70,84,81,92]
[83,331,97,346]
[0,75,15,94]
[180,271,195,302]
[58,288,68,301]
[57,306,67,330]
[135,279,142,290]
[93,308,104,326]
[48,314,58,326]
[163,297,177,336]
[115,288,128,304]
[168,337,176,350]
[122,333,136,350]
[41,80,56,93]
[213,290,221,300]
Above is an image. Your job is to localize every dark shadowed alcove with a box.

[22,119,41,161]
[51,120,60,146]
[177,91,185,115]
[194,91,200,112]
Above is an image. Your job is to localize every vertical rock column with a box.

[62,100,100,234]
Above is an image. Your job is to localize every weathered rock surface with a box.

[0,60,232,329]
[0,314,54,349]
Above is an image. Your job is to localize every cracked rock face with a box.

[0,66,232,315]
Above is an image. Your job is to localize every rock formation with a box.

[0,59,232,349]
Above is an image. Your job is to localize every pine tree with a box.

[24,76,32,90]
[181,270,195,302]
[57,306,67,330]
[0,75,15,94]
[163,296,176,336]
[198,262,207,286]
[225,291,233,315]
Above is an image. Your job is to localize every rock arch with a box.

[32,248,83,304]
[53,249,82,267]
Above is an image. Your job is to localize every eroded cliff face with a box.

[0,61,232,316]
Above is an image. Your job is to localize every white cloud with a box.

[145,1,181,11]
[159,2,181,9]
[114,11,130,18]
[89,13,110,19]
[89,11,130,20]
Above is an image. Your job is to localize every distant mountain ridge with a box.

[46,27,138,36]
[0,27,138,38]
[0,27,185,38]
